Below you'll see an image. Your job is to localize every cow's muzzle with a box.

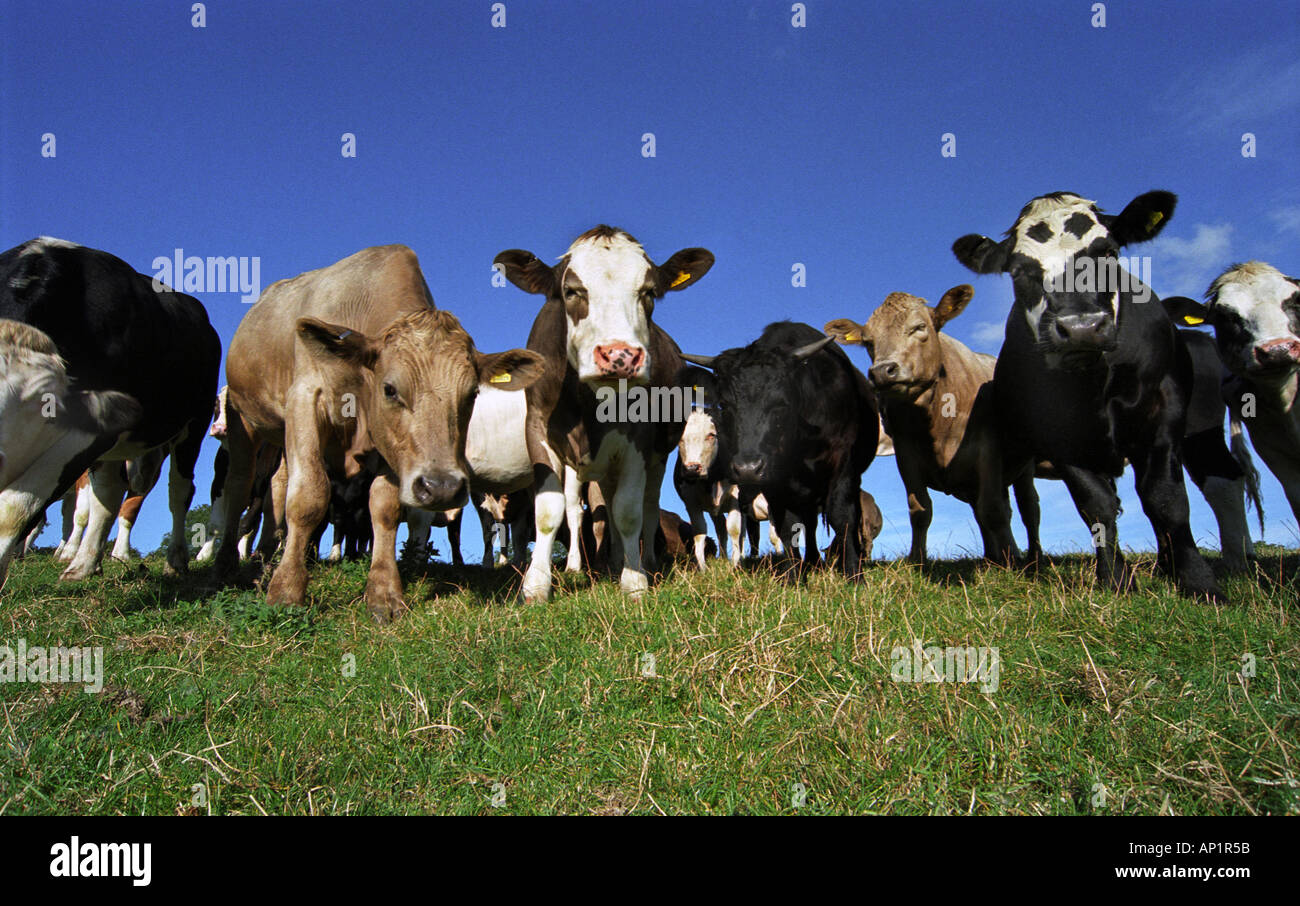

[1252,338,1300,372]
[593,343,646,379]
[868,360,905,389]
[730,456,767,485]
[1050,312,1115,351]
[410,471,468,510]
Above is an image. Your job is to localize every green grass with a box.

[1,546,1297,815]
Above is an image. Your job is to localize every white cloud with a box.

[966,320,1007,352]
[1149,223,1233,298]
[1270,205,1300,237]
[1163,46,1300,135]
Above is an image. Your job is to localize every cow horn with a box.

[791,336,834,359]
[681,353,716,368]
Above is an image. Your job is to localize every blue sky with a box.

[3,0,1298,562]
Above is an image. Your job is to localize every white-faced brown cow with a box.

[825,286,1041,563]
[494,226,713,602]
[213,245,543,622]
[1166,261,1300,523]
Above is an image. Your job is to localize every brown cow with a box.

[214,245,543,621]
[495,226,713,602]
[826,286,1040,563]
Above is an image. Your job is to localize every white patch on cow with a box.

[563,232,653,383]
[464,386,531,491]
[1011,194,1112,336]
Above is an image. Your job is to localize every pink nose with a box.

[594,343,646,378]
[1254,338,1300,367]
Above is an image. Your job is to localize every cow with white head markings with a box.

[953,190,1223,601]
[494,226,713,602]
[1166,261,1300,524]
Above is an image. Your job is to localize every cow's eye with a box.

[383,382,399,401]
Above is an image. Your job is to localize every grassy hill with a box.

[1,547,1297,815]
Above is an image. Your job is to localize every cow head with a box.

[295,309,544,511]
[1165,261,1300,386]
[824,285,974,398]
[686,335,834,485]
[676,366,720,477]
[0,320,140,493]
[495,226,714,384]
[952,191,1176,363]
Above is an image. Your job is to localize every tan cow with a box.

[826,286,1040,563]
[213,245,543,621]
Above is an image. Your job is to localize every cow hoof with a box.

[367,594,409,624]
[620,569,649,597]
[58,563,98,582]
[265,571,306,607]
[521,570,553,604]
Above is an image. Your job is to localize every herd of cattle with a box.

[1,190,1297,620]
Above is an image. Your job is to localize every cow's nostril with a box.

[412,473,467,508]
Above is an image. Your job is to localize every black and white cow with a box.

[952,192,1222,600]
[0,238,220,588]
[683,321,879,576]
[1166,261,1300,525]
[495,226,712,602]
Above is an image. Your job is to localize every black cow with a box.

[952,191,1223,601]
[683,321,879,576]
[0,238,220,587]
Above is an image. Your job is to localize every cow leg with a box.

[1012,472,1043,565]
[59,480,92,563]
[214,416,256,580]
[364,469,407,623]
[1131,442,1223,602]
[611,462,649,597]
[0,485,58,588]
[446,508,464,567]
[473,495,495,568]
[826,479,862,577]
[905,484,932,563]
[327,524,344,562]
[1197,475,1252,573]
[110,496,142,561]
[266,396,329,606]
[61,465,129,581]
[640,457,665,578]
[523,468,564,603]
[726,509,744,565]
[162,419,205,576]
[972,449,1017,565]
[1058,466,1130,593]
[54,483,79,559]
[260,456,288,560]
[686,495,710,570]
[563,466,584,572]
[510,495,532,566]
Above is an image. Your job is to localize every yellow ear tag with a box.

[489,372,511,384]
[1183,315,1204,326]
[844,331,860,343]
[1147,210,1164,230]
[670,271,691,288]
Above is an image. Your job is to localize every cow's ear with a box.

[932,284,975,331]
[477,348,546,391]
[494,250,556,295]
[657,248,715,294]
[952,234,1009,274]
[62,389,141,437]
[296,318,379,369]
[1162,295,1213,327]
[823,318,866,345]
[1108,190,1177,246]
